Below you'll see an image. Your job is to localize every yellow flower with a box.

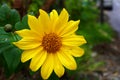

[13,8,86,79]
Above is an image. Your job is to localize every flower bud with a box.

[4,24,13,32]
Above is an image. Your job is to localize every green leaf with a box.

[0,27,11,43]
[15,15,29,30]
[0,26,22,75]
[0,4,20,27]
[0,27,20,43]
[9,9,20,26]
[3,44,22,74]
[0,42,12,54]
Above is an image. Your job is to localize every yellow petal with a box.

[62,35,87,46]
[70,47,84,57]
[28,15,44,35]
[30,50,47,71]
[54,8,69,33]
[64,46,84,57]
[13,38,41,50]
[50,9,58,22]
[57,50,77,70]
[21,47,42,63]
[54,54,65,78]
[38,9,51,33]
[50,10,58,32]
[41,53,54,79]
[59,8,69,23]
[59,20,80,37]
[15,29,40,39]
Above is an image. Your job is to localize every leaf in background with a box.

[15,15,29,30]
[0,42,12,54]
[0,27,21,43]
[0,39,22,76]
[3,44,22,75]
[0,4,20,27]
[0,26,22,76]
[0,27,11,43]
[9,9,20,26]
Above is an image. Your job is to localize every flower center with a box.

[42,33,62,53]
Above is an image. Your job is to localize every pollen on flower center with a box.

[42,33,62,53]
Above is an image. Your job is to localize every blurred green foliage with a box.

[0,4,22,77]
[28,0,45,15]
[0,0,9,5]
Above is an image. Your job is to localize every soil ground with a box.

[93,34,120,80]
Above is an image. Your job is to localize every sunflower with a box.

[13,8,86,79]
